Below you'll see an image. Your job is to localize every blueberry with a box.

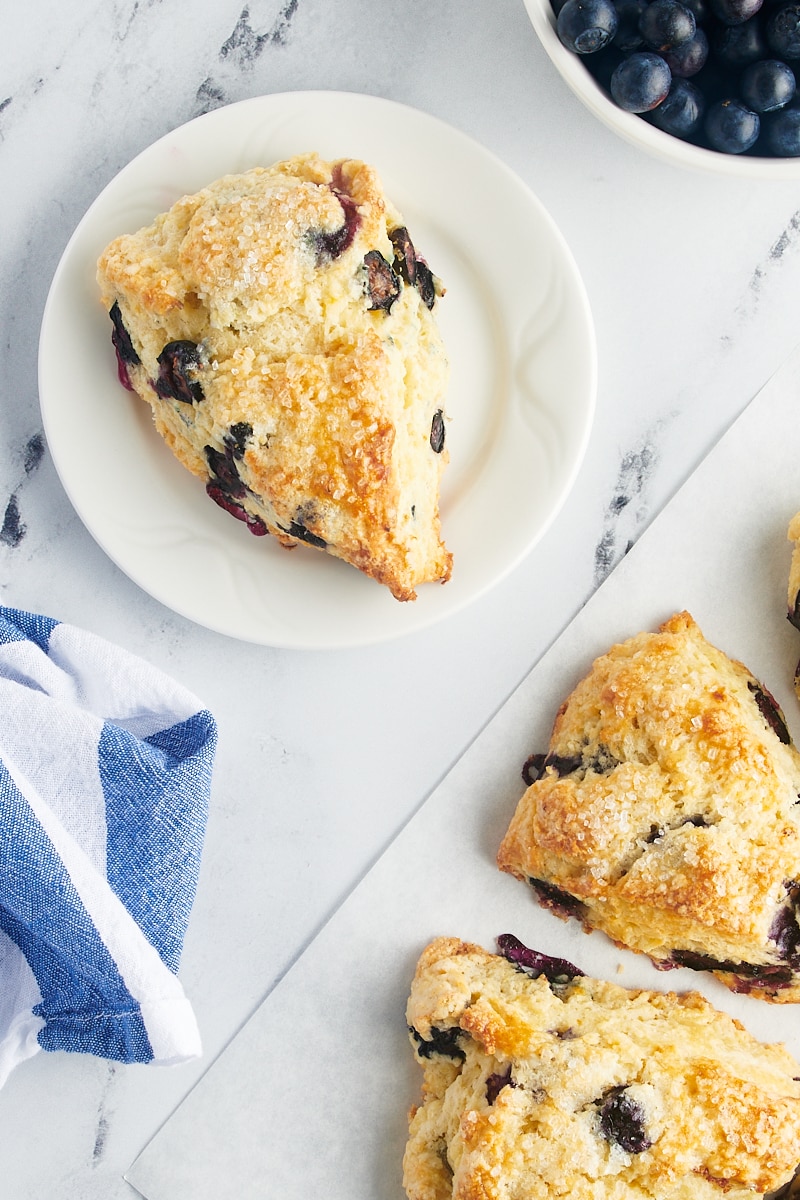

[765,98,800,148]
[521,752,547,785]
[640,0,697,48]
[740,56,796,107]
[645,814,708,843]
[527,877,589,921]
[550,0,800,156]
[204,443,245,498]
[389,226,418,286]
[748,680,791,744]
[704,95,761,147]
[611,51,672,109]
[710,0,764,22]
[613,0,648,50]
[485,1066,515,1104]
[280,518,327,550]
[684,0,712,20]
[226,422,253,459]
[522,746,619,783]
[389,226,441,309]
[598,1087,652,1154]
[587,745,621,773]
[549,751,589,774]
[312,182,362,263]
[409,1025,466,1061]
[712,13,768,63]
[668,949,744,973]
[108,302,140,365]
[540,752,585,777]
[430,409,446,453]
[662,26,710,72]
[670,948,795,988]
[767,1,800,55]
[363,250,401,311]
[768,884,800,963]
[650,76,707,131]
[496,933,584,981]
[205,485,268,535]
[154,341,204,404]
[557,0,619,52]
[414,260,437,310]
[314,199,357,262]
[108,303,139,390]
[113,354,135,393]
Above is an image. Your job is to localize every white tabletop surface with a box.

[2,1,800,1197]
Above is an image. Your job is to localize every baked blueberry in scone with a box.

[774,1172,800,1198]
[404,936,800,1200]
[788,513,800,628]
[787,513,800,695]
[96,154,451,601]
[497,611,800,1002]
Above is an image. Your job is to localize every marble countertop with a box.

[2,1,800,1196]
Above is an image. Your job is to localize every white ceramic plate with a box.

[39,91,596,649]
[523,0,800,178]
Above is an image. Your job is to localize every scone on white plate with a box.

[404,935,800,1199]
[97,153,451,601]
[497,611,800,1002]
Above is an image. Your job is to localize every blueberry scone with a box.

[96,153,451,601]
[404,935,800,1199]
[497,611,800,1001]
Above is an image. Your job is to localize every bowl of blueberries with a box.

[523,0,800,173]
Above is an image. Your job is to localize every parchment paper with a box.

[127,340,800,1200]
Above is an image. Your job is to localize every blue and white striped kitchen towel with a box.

[0,605,217,1089]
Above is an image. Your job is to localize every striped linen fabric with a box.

[0,605,217,1088]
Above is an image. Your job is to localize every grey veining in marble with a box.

[2,1,800,1196]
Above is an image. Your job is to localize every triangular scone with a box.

[405,936,800,1200]
[96,154,451,601]
[497,611,800,1002]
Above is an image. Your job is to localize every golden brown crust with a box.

[96,153,452,601]
[403,937,800,1200]
[497,612,800,1001]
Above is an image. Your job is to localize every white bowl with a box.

[523,0,800,177]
